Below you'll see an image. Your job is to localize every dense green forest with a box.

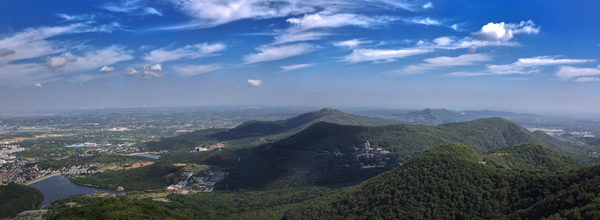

[0,183,43,218]
[69,163,180,190]
[284,143,600,220]
[484,143,583,171]
[47,197,190,220]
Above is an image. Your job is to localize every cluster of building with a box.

[333,141,391,169]
[1,142,24,164]
[64,142,99,148]
[0,161,56,184]
[167,170,227,194]
[61,164,98,175]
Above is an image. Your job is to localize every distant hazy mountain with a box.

[284,143,600,220]
[386,108,542,125]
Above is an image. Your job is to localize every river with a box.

[28,175,123,206]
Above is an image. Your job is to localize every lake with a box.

[29,175,123,206]
[132,153,160,159]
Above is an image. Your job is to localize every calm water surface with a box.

[132,153,160,159]
[29,175,122,206]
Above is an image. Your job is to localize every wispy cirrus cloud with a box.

[143,43,225,63]
[55,14,96,22]
[173,64,221,76]
[556,65,600,80]
[272,32,330,45]
[243,43,317,64]
[100,0,163,16]
[280,63,314,72]
[342,48,431,63]
[45,46,134,73]
[450,56,595,77]
[391,54,492,74]
[165,0,415,29]
[333,39,373,49]
[0,22,121,64]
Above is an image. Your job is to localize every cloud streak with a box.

[244,43,317,64]
[143,43,225,63]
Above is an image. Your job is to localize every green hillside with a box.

[283,143,600,220]
[484,143,583,171]
[0,183,44,218]
[145,108,392,151]
[178,118,586,190]
[272,117,583,161]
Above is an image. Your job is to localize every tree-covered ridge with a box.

[69,163,180,190]
[272,117,584,162]
[0,183,44,219]
[484,143,583,172]
[47,197,190,220]
[283,143,600,220]
[145,108,392,151]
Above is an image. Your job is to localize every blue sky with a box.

[0,0,599,114]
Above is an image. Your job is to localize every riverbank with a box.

[24,173,62,185]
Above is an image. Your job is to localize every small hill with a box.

[48,197,190,220]
[283,143,600,220]
[0,183,44,219]
[484,143,583,171]
[212,108,392,140]
[145,108,392,151]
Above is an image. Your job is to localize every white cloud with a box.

[173,64,221,76]
[333,39,372,48]
[342,48,431,63]
[243,43,317,64]
[574,77,600,82]
[556,65,600,80]
[167,0,316,28]
[0,23,120,64]
[405,17,442,26]
[34,83,42,88]
[99,66,115,73]
[449,56,595,77]
[166,0,408,29]
[272,32,330,45]
[101,0,163,16]
[394,54,492,74]
[280,63,314,72]
[46,46,133,73]
[473,20,540,41]
[247,79,262,86]
[141,64,163,79]
[286,12,396,33]
[422,2,433,9]
[143,43,225,63]
[433,37,454,46]
[123,67,139,76]
[55,14,95,22]
[45,53,78,70]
